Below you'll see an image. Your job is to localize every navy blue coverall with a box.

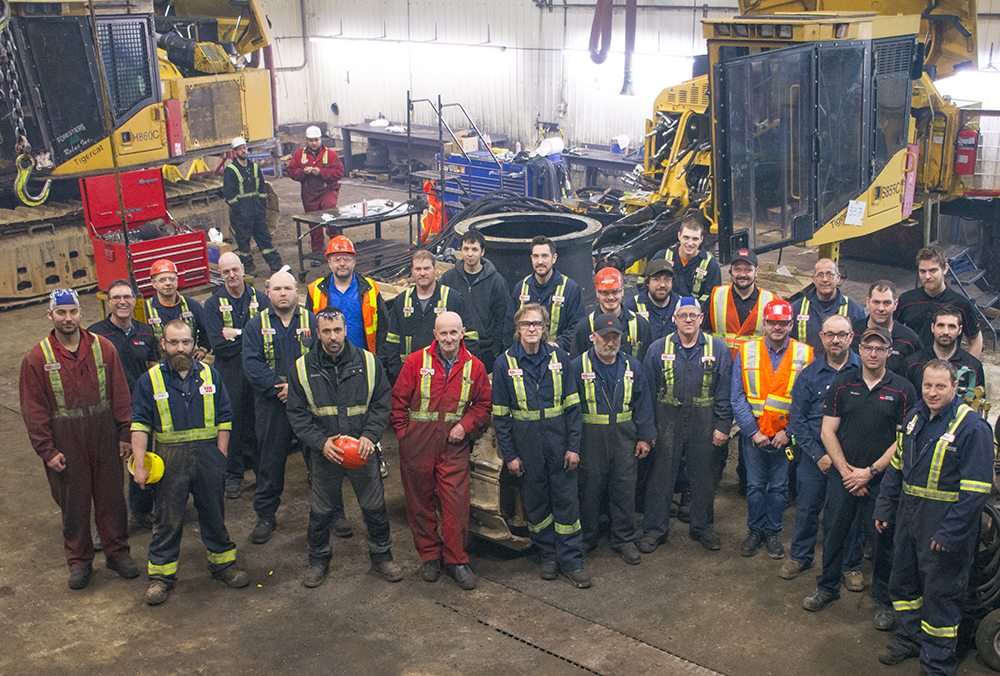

[503,271,586,352]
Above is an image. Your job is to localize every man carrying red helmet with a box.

[731,299,813,560]
[570,267,652,362]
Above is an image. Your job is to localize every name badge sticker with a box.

[219,304,233,312]
[148,317,161,324]
[403,307,414,315]
[44,362,61,371]
[153,392,169,401]
[661,353,676,362]
[199,384,216,395]
[624,369,634,378]
[552,295,565,303]
[180,311,194,320]
[519,294,531,302]
[581,372,596,380]
[249,302,259,309]
[261,328,276,335]
[694,267,708,277]
[420,368,435,376]
[508,369,523,377]
[434,307,446,314]
[906,419,917,433]
[941,433,956,443]
[638,311,650,318]
[796,314,809,322]
[548,362,562,371]
[702,355,716,363]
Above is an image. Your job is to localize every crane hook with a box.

[15,153,52,206]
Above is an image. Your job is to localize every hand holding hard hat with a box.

[129,452,165,488]
[323,435,374,468]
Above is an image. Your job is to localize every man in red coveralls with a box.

[286,125,346,259]
[19,289,140,590]
[390,311,491,590]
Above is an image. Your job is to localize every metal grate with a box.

[97,20,153,124]
[874,38,912,77]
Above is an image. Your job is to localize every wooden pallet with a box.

[350,169,390,182]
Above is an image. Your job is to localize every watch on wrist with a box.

[869,464,879,476]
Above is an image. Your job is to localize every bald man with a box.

[390,312,492,590]
[790,259,866,353]
[204,252,270,498]
[243,270,323,544]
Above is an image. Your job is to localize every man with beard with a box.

[624,258,679,342]
[651,217,721,303]
[706,249,776,360]
[145,259,209,360]
[20,289,138,589]
[391,312,492,589]
[903,306,984,402]
[286,126,345,263]
[243,271,321,544]
[88,279,159,531]
[790,259,865,353]
[131,320,249,605]
[571,313,655,564]
[504,236,586,352]
[286,307,402,586]
[851,280,922,376]
[571,267,652,361]
[223,136,283,275]
[202,253,269,499]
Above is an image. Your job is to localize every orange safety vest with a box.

[709,285,776,359]
[418,180,445,244]
[307,275,380,353]
[740,338,813,437]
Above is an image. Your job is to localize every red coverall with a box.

[286,145,346,252]
[19,330,132,570]
[390,341,491,565]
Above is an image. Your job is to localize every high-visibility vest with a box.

[299,148,333,167]
[740,338,812,437]
[658,333,716,407]
[710,285,776,358]
[225,161,262,205]
[260,311,310,372]
[146,296,196,344]
[587,310,640,358]
[386,286,451,364]
[307,276,380,353]
[663,247,713,300]
[147,362,224,443]
[38,336,109,419]
[419,180,445,244]
[796,295,848,343]
[407,349,474,423]
[517,275,568,340]
[294,349,376,419]
[219,287,261,328]
[578,352,634,425]
[493,351,580,421]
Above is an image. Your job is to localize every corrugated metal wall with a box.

[265,0,740,146]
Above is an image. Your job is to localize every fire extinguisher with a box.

[955,129,979,175]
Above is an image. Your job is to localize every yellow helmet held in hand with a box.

[128,452,165,484]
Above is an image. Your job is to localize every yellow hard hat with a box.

[128,452,165,485]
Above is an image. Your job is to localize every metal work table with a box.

[561,147,641,186]
[338,121,508,174]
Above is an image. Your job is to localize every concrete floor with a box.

[1,176,998,676]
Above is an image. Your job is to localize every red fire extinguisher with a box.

[955,129,979,175]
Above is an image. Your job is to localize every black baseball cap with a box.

[861,326,892,345]
[593,312,624,336]
[730,248,758,267]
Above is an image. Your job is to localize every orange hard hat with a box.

[594,267,624,291]
[333,436,368,469]
[150,259,177,277]
[326,235,356,257]
[763,299,794,321]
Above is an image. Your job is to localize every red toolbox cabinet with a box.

[81,168,208,298]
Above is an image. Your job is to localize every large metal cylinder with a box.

[455,212,602,305]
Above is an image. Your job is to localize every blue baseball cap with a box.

[49,289,80,310]
[674,297,701,314]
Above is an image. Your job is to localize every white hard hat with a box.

[305,126,322,139]
[231,136,247,149]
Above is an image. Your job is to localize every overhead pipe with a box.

[621,0,636,95]
[275,0,309,72]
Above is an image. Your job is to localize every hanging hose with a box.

[588,0,613,64]
[14,152,51,206]
[620,0,636,95]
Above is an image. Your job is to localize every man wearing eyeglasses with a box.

[851,280,922,376]
[639,297,732,553]
[492,303,590,588]
[570,267,652,361]
[790,259,865,353]
[903,305,984,403]
[803,327,915,633]
[145,259,209,361]
[88,279,160,531]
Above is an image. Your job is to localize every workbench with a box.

[561,146,641,186]
[338,121,508,174]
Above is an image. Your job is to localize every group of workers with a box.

[18,201,998,675]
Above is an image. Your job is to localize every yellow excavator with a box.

[0,0,275,306]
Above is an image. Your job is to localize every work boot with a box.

[636,533,665,554]
[225,477,242,500]
[251,516,276,544]
[878,641,919,665]
[446,564,477,591]
[779,559,807,580]
[691,530,722,551]
[68,565,93,590]
[844,570,866,592]
[422,559,442,582]
[803,587,840,612]
[740,531,764,558]
[332,517,354,539]
[146,579,171,606]
[764,531,785,559]
[616,542,642,565]
[302,564,329,588]
[540,560,559,581]
[212,565,250,588]
[106,556,141,580]
[371,559,403,583]
[874,604,898,631]
[562,567,592,589]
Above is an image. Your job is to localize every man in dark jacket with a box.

[286,307,402,588]
[223,136,282,274]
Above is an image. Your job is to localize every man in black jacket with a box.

[286,307,401,588]
[223,136,283,274]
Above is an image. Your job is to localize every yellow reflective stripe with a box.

[550,278,567,337]
[154,428,222,443]
[711,287,728,345]
[493,404,510,416]
[660,337,679,404]
[146,300,163,342]
[418,350,433,414]
[364,284,378,338]
[563,392,580,408]
[580,352,598,417]
[701,336,714,402]
[454,359,473,419]
[550,351,563,408]
[622,364,633,416]
[219,422,232,430]
[39,338,68,412]
[744,341,761,403]
[961,480,992,493]
[261,312,275,367]
[409,411,439,421]
[207,548,237,565]
[512,410,542,421]
[837,296,849,316]
[200,363,215,430]
[617,411,633,422]
[149,366,174,433]
[902,482,959,502]
[519,278,530,309]
[797,298,810,343]
[386,332,401,344]
[663,249,674,263]
[893,597,922,611]
[295,356,316,408]
[528,513,554,533]
[692,255,711,297]
[438,286,449,307]
[465,331,480,340]
[40,337,110,419]
[131,422,152,432]
[148,560,178,576]
[628,314,639,357]
[404,336,412,359]
[506,354,529,411]
[554,519,581,535]
[921,621,958,638]
[890,453,903,470]
[582,413,610,424]
[363,350,376,408]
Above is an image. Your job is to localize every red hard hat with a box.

[763,299,794,321]
[594,267,624,291]
[150,259,177,277]
[333,436,368,469]
[326,235,356,257]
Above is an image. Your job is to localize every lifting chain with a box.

[1,15,51,206]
